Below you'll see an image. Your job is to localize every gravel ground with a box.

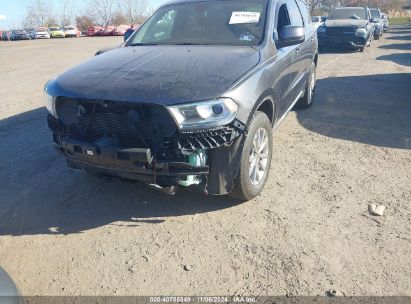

[0,28,410,296]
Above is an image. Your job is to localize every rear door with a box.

[296,0,316,79]
[284,0,310,106]
[273,0,308,113]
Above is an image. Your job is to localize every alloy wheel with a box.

[249,128,269,186]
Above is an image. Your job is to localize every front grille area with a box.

[77,112,143,147]
[327,27,355,36]
[56,97,179,155]
[52,97,246,158]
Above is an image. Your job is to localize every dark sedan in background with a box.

[9,30,31,41]
[317,7,375,52]
[10,30,31,41]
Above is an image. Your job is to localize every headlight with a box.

[44,88,57,118]
[356,28,367,36]
[168,98,238,131]
[317,26,326,33]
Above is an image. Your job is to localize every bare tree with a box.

[111,11,128,26]
[60,0,74,26]
[23,0,55,28]
[120,0,148,24]
[75,15,95,32]
[89,0,117,27]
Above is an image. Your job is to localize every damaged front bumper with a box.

[48,110,246,195]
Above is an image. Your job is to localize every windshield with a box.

[311,16,321,22]
[50,27,61,31]
[65,27,75,30]
[329,8,366,20]
[128,0,268,46]
[370,9,380,18]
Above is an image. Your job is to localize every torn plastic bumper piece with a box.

[179,120,246,151]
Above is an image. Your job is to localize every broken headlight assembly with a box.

[167,98,238,131]
[44,87,57,118]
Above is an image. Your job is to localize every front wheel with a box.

[231,111,273,201]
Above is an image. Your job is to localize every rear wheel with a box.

[231,111,273,201]
[298,61,316,108]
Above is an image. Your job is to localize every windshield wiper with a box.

[173,43,211,45]
[129,43,159,46]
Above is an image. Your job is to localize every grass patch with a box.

[388,17,411,25]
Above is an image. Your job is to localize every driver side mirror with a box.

[370,18,377,23]
[276,25,305,49]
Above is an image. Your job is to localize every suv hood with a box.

[325,19,369,28]
[47,46,260,105]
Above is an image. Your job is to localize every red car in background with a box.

[86,25,127,37]
[86,26,103,37]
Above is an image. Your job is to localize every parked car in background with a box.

[34,27,50,39]
[370,8,384,39]
[44,0,319,200]
[116,24,130,36]
[311,16,323,29]
[26,28,35,39]
[317,7,374,52]
[1,30,9,40]
[381,13,389,31]
[87,26,103,37]
[63,26,80,38]
[10,29,31,41]
[124,25,136,41]
[49,27,65,38]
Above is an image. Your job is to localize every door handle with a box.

[295,48,301,54]
[310,37,315,42]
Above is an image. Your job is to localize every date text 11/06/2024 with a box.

[149,296,257,303]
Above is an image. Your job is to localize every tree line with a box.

[23,0,151,32]
[23,0,409,31]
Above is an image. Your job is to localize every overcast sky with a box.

[0,0,168,28]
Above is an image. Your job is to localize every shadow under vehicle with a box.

[296,73,411,150]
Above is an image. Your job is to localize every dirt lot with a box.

[0,28,410,297]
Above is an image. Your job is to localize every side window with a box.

[286,0,304,26]
[277,4,291,34]
[296,0,311,25]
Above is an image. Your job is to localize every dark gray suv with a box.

[45,0,318,200]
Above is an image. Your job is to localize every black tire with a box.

[298,61,316,108]
[231,111,273,201]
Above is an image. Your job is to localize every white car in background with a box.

[63,26,79,38]
[311,16,323,29]
[34,27,50,39]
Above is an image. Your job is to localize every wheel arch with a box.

[245,91,277,128]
